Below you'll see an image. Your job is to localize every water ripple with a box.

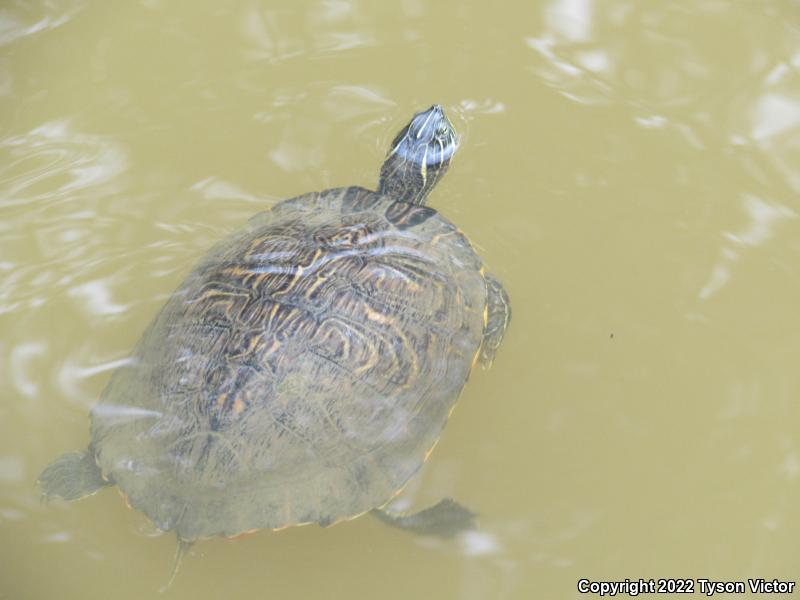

[0,1,84,47]
[0,121,127,208]
[699,194,797,300]
[241,0,375,64]
[0,121,130,314]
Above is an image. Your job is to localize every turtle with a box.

[39,105,511,551]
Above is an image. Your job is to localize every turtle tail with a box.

[159,538,193,593]
[38,449,110,501]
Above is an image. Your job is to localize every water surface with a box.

[2,1,799,598]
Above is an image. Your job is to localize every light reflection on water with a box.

[0,1,84,47]
[700,195,796,301]
[1,0,799,598]
[0,121,127,208]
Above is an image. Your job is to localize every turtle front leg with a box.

[478,272,511,367]
[372,498,476,538]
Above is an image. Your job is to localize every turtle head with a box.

[378,105,458,206]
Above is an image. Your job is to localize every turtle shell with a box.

[90,186,488,541]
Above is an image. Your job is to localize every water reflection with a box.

[751,93,800,142]
[0,1,84,47]
[460,529,501,557]
[10,341,47,398]
[68,280,129,316]
[2,0,800,598]
[700,194,795,300]
[249,84,399,173]
[241,0,374,63]
[0,121,127,208]
[546,0,593,42]
[748,89,800,193]
[191,177,262,203]
[457,99,506,116]
[55,357,138,407]
[322,85,395,121]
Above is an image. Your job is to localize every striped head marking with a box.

[378,105,458,206]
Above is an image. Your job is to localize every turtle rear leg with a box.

[372,498,477,538]
[38,449,110,501]
[478,273,511,368]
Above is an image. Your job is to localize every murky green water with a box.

[2,1,799,599]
